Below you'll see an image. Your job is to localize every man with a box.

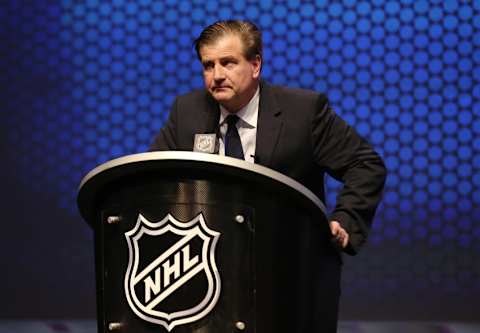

[151,20,386,331]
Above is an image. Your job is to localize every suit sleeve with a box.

[149,98,179,151]
[311,94,387,255]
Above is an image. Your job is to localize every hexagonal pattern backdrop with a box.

[1,0,479,320]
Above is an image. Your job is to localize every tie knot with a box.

[226,114,240,127]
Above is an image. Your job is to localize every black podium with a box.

[77,152,340,333]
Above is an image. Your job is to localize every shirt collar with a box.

[219,86,260,128]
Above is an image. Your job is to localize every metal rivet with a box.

[108,322,122,331]
[107,216,121,224]
[235,215,244,224]
[235,321,246,330]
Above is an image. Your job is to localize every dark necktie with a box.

[225,115,244,160]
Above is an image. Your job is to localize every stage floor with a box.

[0,320,479,333]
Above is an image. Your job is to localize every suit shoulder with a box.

[268,84,328,109]
[172,88,215,111]
[176,88,209,102]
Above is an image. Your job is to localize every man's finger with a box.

[329,221,341,235]
[329,221,350,249]
[331,226,339,236]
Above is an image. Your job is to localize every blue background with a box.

[1,0,479,320]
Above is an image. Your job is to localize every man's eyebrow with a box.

[219,55,238,62]
[201,56,238,65]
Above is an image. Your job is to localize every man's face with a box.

[199,34,261,112]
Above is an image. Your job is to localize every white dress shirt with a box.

[218,87,260,163]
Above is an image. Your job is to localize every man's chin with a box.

[211,90,233,102]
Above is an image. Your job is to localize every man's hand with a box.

[329,220,349,249]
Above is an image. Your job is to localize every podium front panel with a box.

[98,180,257,332]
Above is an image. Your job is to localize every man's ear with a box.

[251,54,262,79]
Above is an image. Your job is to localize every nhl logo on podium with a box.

[124,213,221,331]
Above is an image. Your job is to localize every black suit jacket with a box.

[151,81,386,255]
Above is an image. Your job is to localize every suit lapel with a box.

[256,82,283,167]
[203,92,221,134]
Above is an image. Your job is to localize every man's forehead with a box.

[199,34,245,60]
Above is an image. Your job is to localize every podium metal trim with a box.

[79,151,326,214]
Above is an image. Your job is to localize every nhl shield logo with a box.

[124,213,221,331]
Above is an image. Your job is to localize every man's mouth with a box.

[213,86,230,91]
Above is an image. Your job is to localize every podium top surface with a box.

[78,151,326,219]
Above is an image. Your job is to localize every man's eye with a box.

[223,61,235,67]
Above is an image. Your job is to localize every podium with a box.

[77,152,340,333]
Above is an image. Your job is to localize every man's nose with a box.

[213,65,225,81]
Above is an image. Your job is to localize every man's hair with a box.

[194,20,262,61]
